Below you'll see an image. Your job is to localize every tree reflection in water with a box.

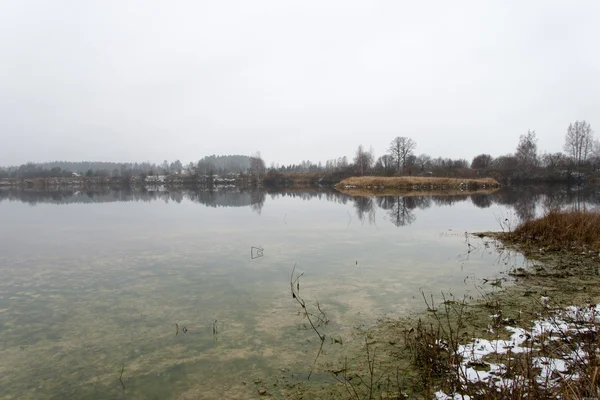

[1,185,598,225]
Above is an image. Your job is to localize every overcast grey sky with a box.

[1,0,598,167]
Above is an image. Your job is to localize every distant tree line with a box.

[470,121,600,183]
[0,161,171,179]
[1,120,598,184]
[0,155,265,183]
[264,120,599,184]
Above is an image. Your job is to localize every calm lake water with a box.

[0,186,597,399]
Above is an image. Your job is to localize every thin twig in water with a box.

[119,365,125,390]
[307,337,326,380]
[290,263,329,381]
[290,263,326,342]
[333,357,362,400]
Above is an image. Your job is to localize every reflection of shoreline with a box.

[342,188,500,227]
[1,186,598,228]
[0,187,267,210]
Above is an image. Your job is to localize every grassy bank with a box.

[280,210,600,399]
[423,210,600,398]
[337,176,500,191]
[504,209,600,250]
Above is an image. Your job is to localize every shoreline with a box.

[284,228,600,399]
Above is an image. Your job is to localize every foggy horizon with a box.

[1,1,599,167]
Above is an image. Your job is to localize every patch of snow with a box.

[532,356,567,380]
[435,390,471,400]
[445,303,599,397]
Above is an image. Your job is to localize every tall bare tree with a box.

[186,162,196,175]
[592,139,600,159]
[415,154,432,172]
[353,145,374,176]
[388,137,416,172]
[515,130,538,172]
[250,151,266,184]
[170,160,183,174]
[374,154,395,173]
[564,121,594,166]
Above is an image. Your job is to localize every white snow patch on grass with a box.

[435,303,600,399]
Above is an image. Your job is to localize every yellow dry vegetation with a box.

[337,176,500,188]
[513,209,600,250]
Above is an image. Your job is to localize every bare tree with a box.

[541,152,570,172]
[492,154,519,176]
[338,156,348,170]
[170,160,183,174]
[593,139,600,158]
[186,162,196,175]
[161,160,170,174]
[388,136,416,172]
[374,154,395,174]
[353,145,374,176]
[515,130,538,173]
[250,151,266,184]
[415,154,432,172]
[564,121,594,166]
[471,154,493,170]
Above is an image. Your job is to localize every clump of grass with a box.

[337,176,499,189]
[511,209,600,250]
[404,318,451,392]
[403,292,468,397]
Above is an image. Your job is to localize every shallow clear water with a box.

[0,186,597,399]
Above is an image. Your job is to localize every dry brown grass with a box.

[336,187,499,197]
[337,176,499,189]
[512,209,600,250]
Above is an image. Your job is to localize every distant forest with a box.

[1,120,599,184]
[0,155,255,179]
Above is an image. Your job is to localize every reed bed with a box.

[511,209,600,250]
[337,176,499,189]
